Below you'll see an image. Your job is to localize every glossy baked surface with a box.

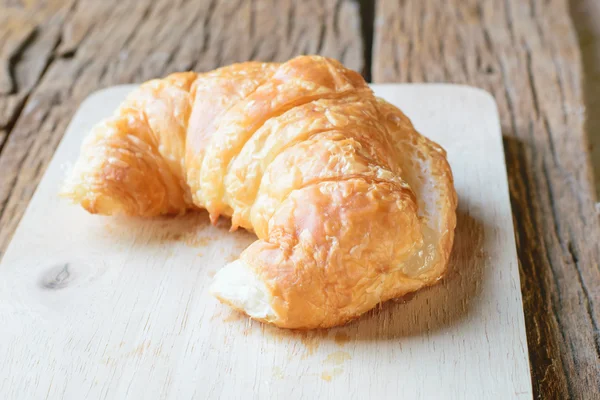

[62,56,457,329]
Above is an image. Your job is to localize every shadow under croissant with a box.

[100,195,485,341]
[102,209,255,247]
[346,206,487,340]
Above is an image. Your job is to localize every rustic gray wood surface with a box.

[374,1,600,398]
[0,0,598,398]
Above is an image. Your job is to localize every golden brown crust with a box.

[62,55,457,329]
[61,72,198,216]
[241,178,422,329]
[193,56,369,222]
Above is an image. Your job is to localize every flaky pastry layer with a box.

[62,56,457,329]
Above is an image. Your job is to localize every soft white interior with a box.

[209,259,276,320]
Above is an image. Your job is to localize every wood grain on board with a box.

[373,0,600,398]
[0,84,531,399]
[0,0,598,399]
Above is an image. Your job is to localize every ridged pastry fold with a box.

[62,55,457,329]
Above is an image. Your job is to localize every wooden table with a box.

[0,1,598,398]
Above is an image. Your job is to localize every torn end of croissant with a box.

[210,259,277,323]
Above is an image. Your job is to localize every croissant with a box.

[62,55,457,329]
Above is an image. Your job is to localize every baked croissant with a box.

[62,55,457,329]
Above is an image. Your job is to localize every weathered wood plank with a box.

[0,0,364,256]
[0,0,74,130]
[570,0,600,200]
[373,1,600,399]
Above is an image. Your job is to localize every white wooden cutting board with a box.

[0,84,533,399]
